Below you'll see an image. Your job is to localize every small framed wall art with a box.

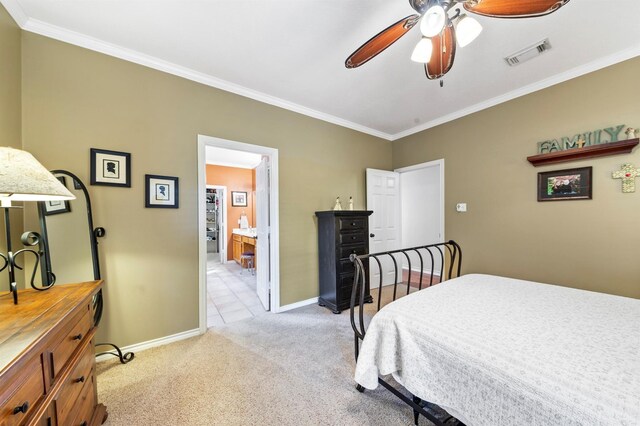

[537,166,592,202]
[145,174,179,208]
[90,148,131,187]
[43,176,71,215]
[231,191,247,207]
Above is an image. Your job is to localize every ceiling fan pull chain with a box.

[440,79,444,88]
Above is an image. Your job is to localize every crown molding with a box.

[9,13,394,141]
[3,0,639,143]
[1,0,28,26]
[390,43,640,141]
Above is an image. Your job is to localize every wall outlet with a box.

[456,203,467,212]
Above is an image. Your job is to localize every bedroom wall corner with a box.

[392,56,640,299]
[20,31,392,347]
[0,3,24,290]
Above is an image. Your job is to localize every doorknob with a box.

[369,233,375,238]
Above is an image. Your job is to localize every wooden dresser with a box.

[315,210,373,313]
[0,281,107,426]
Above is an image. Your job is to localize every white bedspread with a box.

[354,274,640,426]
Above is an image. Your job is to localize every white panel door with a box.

[255,157,270,310]
[366,169,401,287]
[218,188,227,263]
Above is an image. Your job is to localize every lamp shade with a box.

[420,4,446,37]
[456,14,483,47]
[411,38,433,63]
[0,147,75,203]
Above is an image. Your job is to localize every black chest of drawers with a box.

[315,210,373,314]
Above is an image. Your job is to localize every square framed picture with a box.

[538,167,592,201]
[43,176,71,215]
[90,148,131,187]
[231,191,247,207]
[145,174,179,208]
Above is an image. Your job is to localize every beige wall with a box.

[20,32,391,346]
[393,57,640,299]
[0,6,23,291]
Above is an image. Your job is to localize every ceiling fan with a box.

[345,0,570,81]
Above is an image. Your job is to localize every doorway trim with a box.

[197,135,281,334]
[394,158,445,247]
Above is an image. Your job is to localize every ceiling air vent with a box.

[505,39,552,66]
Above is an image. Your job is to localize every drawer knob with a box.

[351,222,356,226]
[72,333,83,341]
[81,422,88,426]
[13,401,29,414]
[351,236,357,240]
[75,375,85,383]
[370,233,375,238]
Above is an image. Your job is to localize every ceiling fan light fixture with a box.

[456,14,483,47]
[411,38,433,63]
[420,4,446,37]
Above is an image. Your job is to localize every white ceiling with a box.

[205,146,262,169]
[3,0,640,140]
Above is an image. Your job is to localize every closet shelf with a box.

[527,139,639,167]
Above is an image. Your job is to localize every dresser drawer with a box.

[338,285,356,305]
[232,234,241,242]
[339,273,356,289]
[55,339,96,425]
[338,259,355,274]
[338,282,369,305]
[338,244,366,260]
[338,232,366,245]
[50,304,92,381]
[241,236,256,245]
[338,217,366,232]
[31,401,56,426]
[69,372,97,426]
[0,357,45,426]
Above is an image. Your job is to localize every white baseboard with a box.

[277,297,318,313]
[403,266,442,277]
[96,328,201,363]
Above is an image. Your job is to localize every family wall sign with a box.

[536,124,635,154]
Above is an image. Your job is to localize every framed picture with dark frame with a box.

[538,167,592,202]
[41,176,71,216]
[43,176,72,215]
[145,174,179,208]
[90,148,131,187]
[231,191,247,207]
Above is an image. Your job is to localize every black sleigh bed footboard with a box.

[349,240,463,426]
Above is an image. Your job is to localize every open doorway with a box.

[197,135,280,332]
[366,159,444,287]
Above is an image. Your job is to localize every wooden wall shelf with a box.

[527,139,639,167]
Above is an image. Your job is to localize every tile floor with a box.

[206,254,267,327]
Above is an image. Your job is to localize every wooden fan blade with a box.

[463,0,570,18]
[425,24,456,80]
[345,14,420,68]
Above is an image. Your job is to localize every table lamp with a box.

[0,147,75,304]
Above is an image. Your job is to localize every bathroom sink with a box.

[232,228,257,238]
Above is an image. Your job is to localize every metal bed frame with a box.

[350,240,463,426]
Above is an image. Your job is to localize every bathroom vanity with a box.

[232,228,257,267]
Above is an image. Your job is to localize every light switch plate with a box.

[456,203,467,212]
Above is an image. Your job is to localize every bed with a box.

[349,242,640,426]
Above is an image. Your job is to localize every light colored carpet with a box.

[97,288,438,425]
